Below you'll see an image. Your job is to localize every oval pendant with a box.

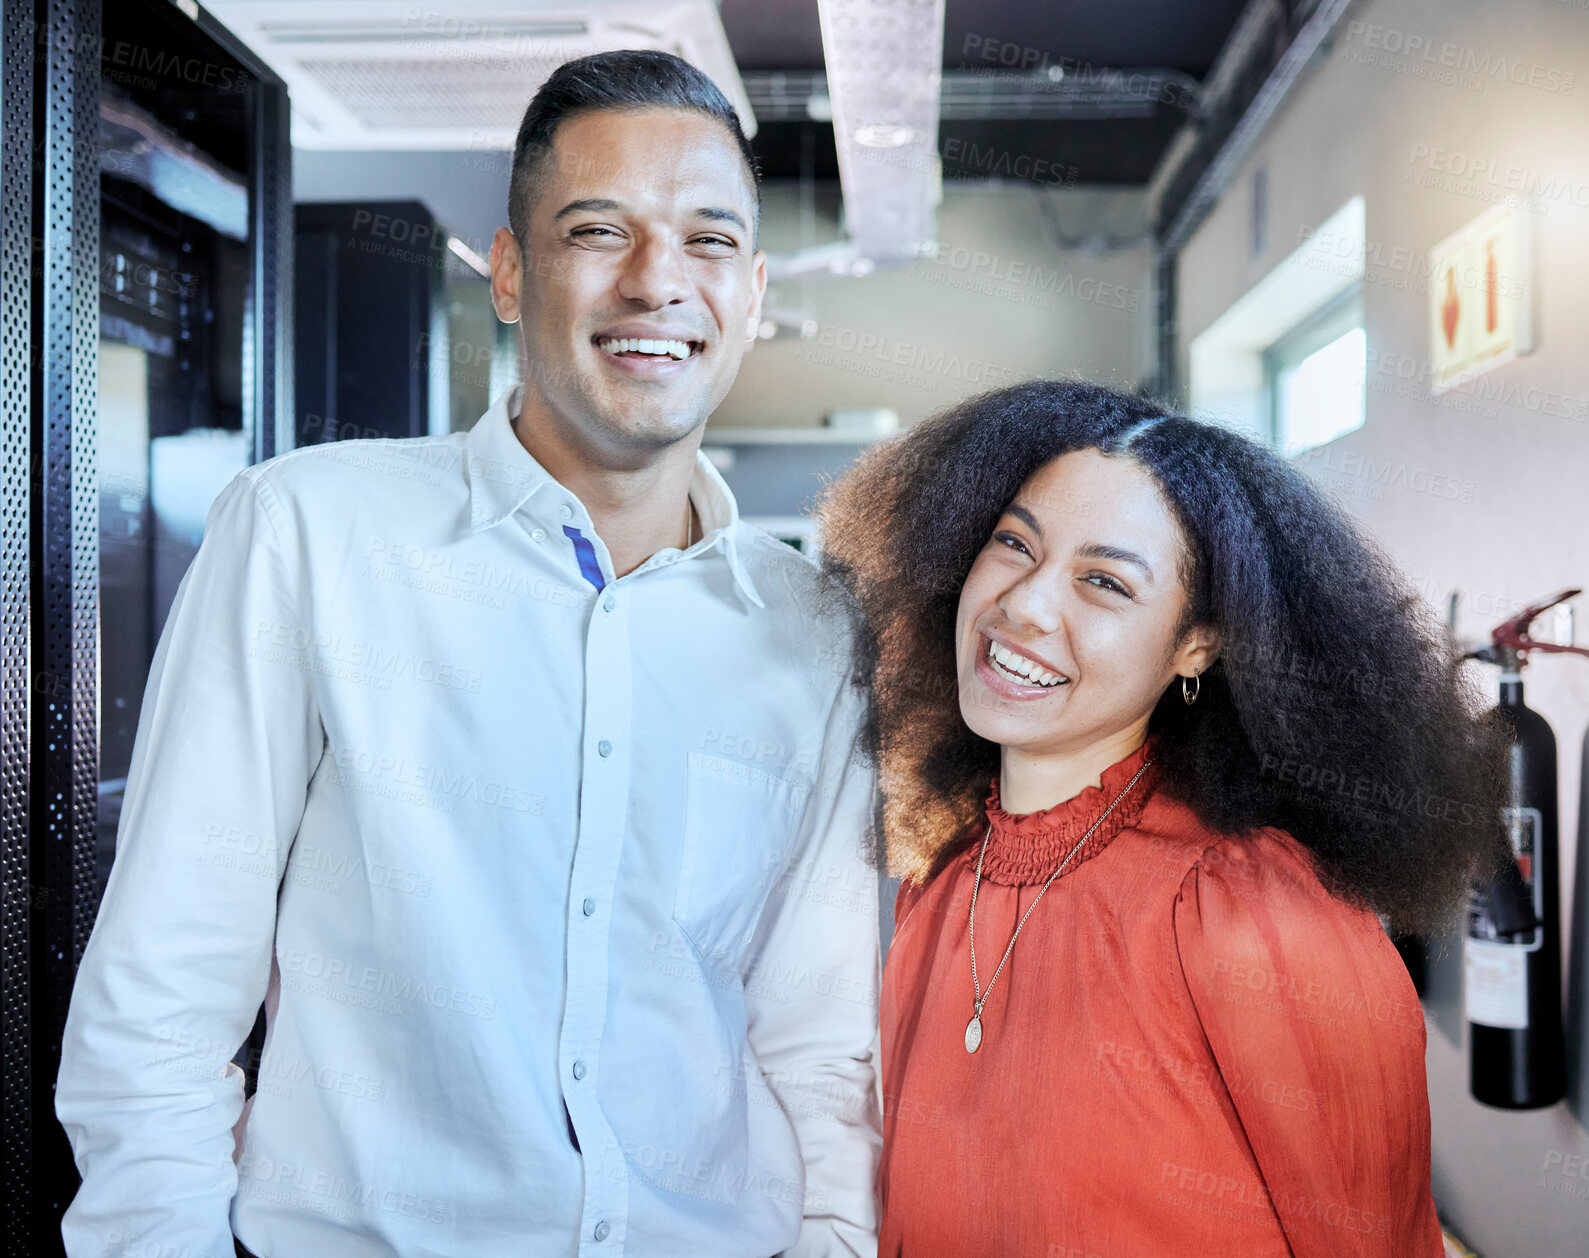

[964,1014,982,1053]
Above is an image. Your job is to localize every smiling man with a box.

[57,51,881,1258]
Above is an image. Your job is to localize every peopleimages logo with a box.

[939,137,1078,185]
[1406,145,1589,212]
[278,946,498,1020]
[913,245,1141,311]
[100,38,253,93]
[794,323,1026,395]
[1295,223,1531,300]
[1345,21,1576,95]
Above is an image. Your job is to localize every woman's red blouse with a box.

[877,740,1443,1257]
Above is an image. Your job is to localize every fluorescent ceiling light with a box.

[446,235,490,277]
[853,124,914,148]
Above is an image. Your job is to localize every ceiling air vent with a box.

[206,1,755,149]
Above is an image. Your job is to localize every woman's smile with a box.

[974,632,1070,699]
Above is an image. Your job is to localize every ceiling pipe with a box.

[744,67,1201,124]
[1148,0,1361,400]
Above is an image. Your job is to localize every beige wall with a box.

[1177,1,1589,1253]
[713,181,1155,428]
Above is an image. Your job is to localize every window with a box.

[1189,195,1366,451]
[1263,287,1365,457]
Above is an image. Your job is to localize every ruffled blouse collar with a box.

[980,740,1160,886]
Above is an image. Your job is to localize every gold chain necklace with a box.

[964,757,1155,1054]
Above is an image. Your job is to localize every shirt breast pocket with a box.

[673,751,811,969]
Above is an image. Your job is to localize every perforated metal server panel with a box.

[30,0,100,1244]
[1,0,35,1242]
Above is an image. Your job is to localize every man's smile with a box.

[596,336,696,361]
[590,322,706,378]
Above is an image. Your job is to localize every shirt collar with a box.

[463,387,763,609]
[464,386,556,532]
[684,432,764,609]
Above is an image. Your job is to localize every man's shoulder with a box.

[246,433,471,515]
[734,521,818,572]
[733,523,833,614]
[731,523,860,675]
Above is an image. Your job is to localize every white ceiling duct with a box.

[206,0,754,150]
[815,0,944,269]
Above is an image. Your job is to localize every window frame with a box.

[1262,283,1366,454]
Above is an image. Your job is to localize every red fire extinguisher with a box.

[1463,588,1589,1109]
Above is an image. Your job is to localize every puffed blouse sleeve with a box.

[1172,831,1445,1258]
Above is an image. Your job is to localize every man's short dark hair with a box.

[508,49,761,245]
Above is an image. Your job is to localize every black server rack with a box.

[1,2,292,1252]
[294,199,449,447]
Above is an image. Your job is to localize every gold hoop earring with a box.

[1182,672,1201,705]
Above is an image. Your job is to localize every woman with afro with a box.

[818,380,1504,1258]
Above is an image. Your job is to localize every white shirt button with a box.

[597,740,612,758]
[571,1059,587,1081]
[594,1221,611,1242]
[559,503,574,521]
[602,592,616,613]
[530,528,546,543]
[582,896,596,917]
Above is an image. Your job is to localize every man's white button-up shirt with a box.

[57,388,882,1258]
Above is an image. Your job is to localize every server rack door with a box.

[4,1,291,1251]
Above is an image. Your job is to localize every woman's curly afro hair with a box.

[817,379,1508,936]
